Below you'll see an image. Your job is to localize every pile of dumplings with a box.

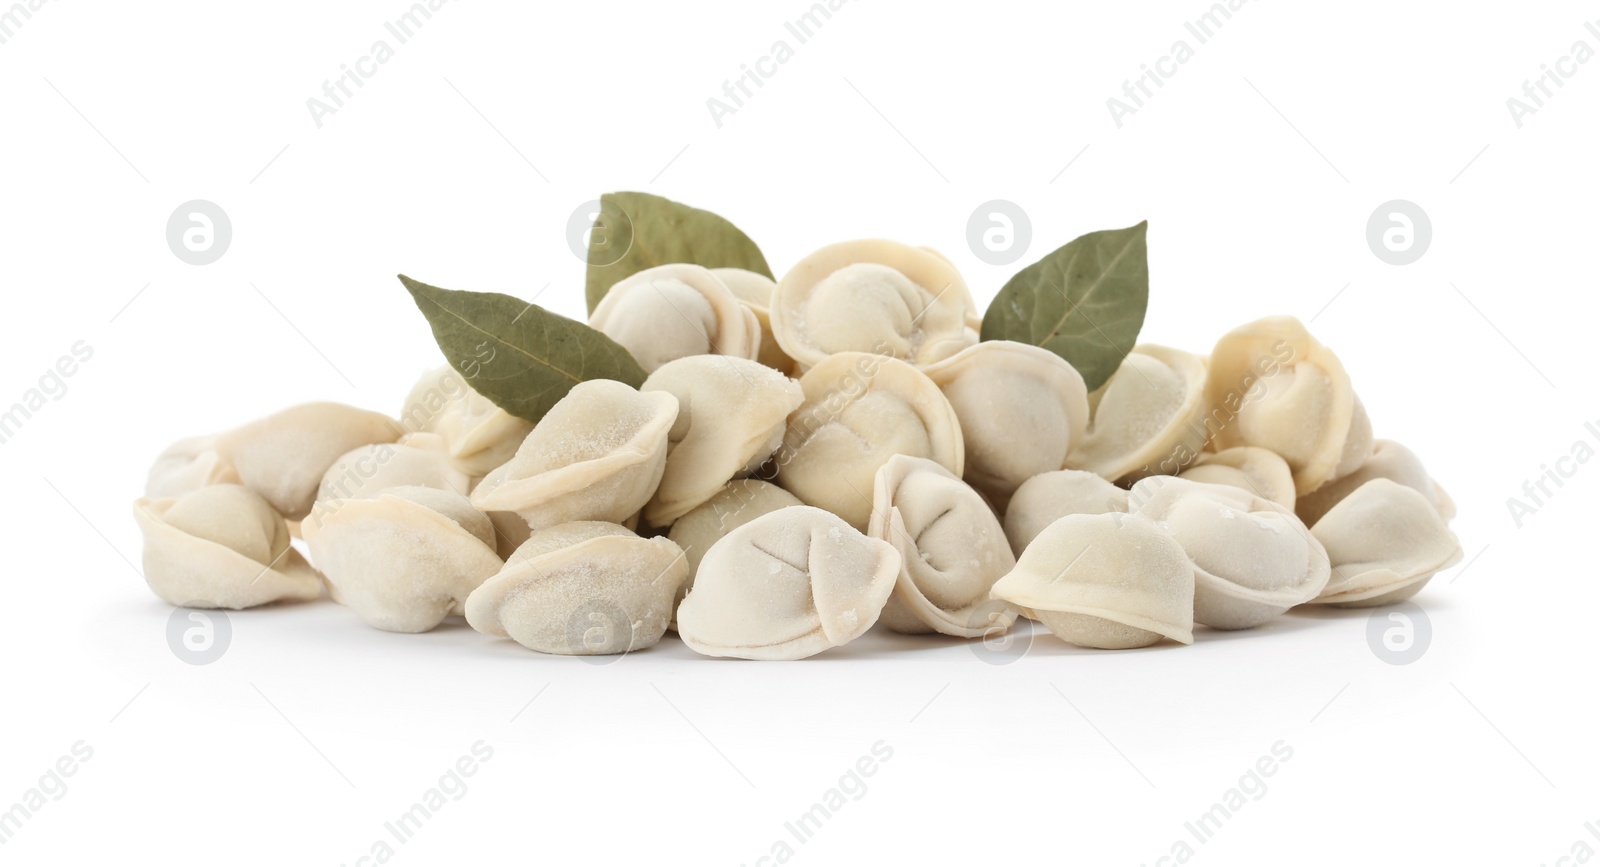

[133,239,1462,659]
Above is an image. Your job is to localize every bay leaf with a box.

[584,191,773,314]
[401,275,647,424]
[980,221,1149,391]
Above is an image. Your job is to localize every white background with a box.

[2,0,1596,864]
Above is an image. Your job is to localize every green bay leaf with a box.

[980,221,1149,391]
[584,191,772,314]
[401,274,647,424]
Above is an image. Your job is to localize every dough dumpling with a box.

[470,380,677,532]
[868,456,1018,637]
[145,435,240,499]
[640,356,804,527]
[676,506,901,660]
[989,513,1195,649]
[133,484,323,609]
[770,240,974,370]
[399,366,535,477]
[1002,470,1129,557]
[1130,477,1329,629]
[589,264,760,373]
[303,485,503,632]
[1207,316,1373,495]
[465,522,688,655]
[1309,479,1462,607]
[775,352,963,530]
[918,245,984,336]
[314,432,472,507]
[665,479,804,627]
[1067,345,1209,483]
[1295,439,1454,527]
[214,402,402,520]
[713,268,797,374]
[1178,446,1297,510]
[921,341,1089,502]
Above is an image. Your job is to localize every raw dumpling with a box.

[1067,345,1209,483]
[145,435,239,499]
[640,356,804,527]
[1178,446,1297,510]
[465,522,688,655]
[921,341,1090,502]
[1130,477,1329,629]
[868,456,1018,637]
[314,432,472,508]
[399,366,535,477]
[919,245,984,335]
[774,352,964,530]
[303,485,503,632]
[470,380,678,532]
[1295,439,1455,527]
[1003,470,1129,557]
[589,264,761,372]
[676,506,901,660]
[1207,316,1373,495]
[769,240,974,370]
[133,484,323,609]
[989,513,1195,649]
[666,479,804,627]
[1309,479,1462,607]
[713,268,797,374]
[214,402,403,520]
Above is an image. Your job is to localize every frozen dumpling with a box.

[133,484,324,609]
[589,264,760,373]
[1178,446,1297,511]
[399,366,536,477]
[640,356,804,527]
[989,513,1195,649]
[665,479,804,627]
[1130,477,1329,629]
[465,522,688,655]
[713,268,797,374]
[1206,316,1372,495]
[769,240,974,370]
[214,402,402,520]
[676,506,901,660]
[303,485,503,632]
[868,456,1018,637]
[774,352,963,530]
[1295,439,1454,527]
[1003,470,1130,558]
[921,341,1089,502]
[145,435,240,499]
[314,432,472,508]
[470,380,677,532]
[1067,345,1209,483]
[1308,479,1462,607]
